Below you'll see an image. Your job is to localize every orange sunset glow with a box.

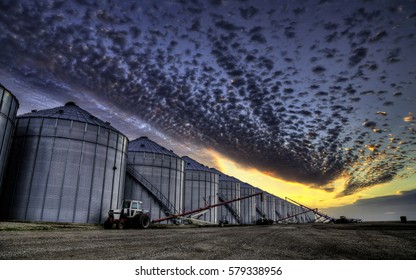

[200,149,416,212]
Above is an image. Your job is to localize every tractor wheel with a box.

[117,221,126,229]
[138,214,151,229]
[104,219,113,229]
[132,214,151,229]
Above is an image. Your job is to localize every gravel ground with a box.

[0,222,415,260]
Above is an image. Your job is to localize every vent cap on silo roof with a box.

[128,137,179,157]
[65,101,76,106]
[182,156,212,172]
[18,102,123,135]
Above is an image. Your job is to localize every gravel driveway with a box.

[0,222,415,259]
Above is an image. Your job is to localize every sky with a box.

[0,0,415,221]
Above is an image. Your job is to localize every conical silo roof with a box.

[182,156,212,171]
[19,101,122,134]
[210,168,240,182]
[240,181,256,189]
[128,136,179,157]
[0,82,20,107]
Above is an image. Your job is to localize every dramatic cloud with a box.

[0,0,415,196]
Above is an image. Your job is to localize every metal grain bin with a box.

[182,156,219,224]
[296,205,303,222]
[289,203,297,222]
[0,83,19,195]
[296,206,304,222]
[280,199,288,221]
[275,197,284,221]
[240,182,257,224]
[265,193,276,222]
[124,137,184,224]
[253,187,267,220]
[0,102,127,223]
[211,169,241,224]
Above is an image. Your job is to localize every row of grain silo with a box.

[0,84,316,225]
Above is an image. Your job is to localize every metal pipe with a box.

[285,197,334,222]
[152,192,263,223]
[275,208,315,222]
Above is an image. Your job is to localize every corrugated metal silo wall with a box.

[294,205,301,222]
[275,197,283,220]
[290,204,297,222]
[298,206,306,222]
[290,203,297,222]
[307,210,315,222]
[124,172,161,218]
[286,202,293,222]
[0,85,19,196]
[125,152,184,224]
[218,180,240,224]
[0,117,127,223]
[265,194,276,221]
[255,191,267,220]
[239,186,256,224]
[183,169,218,224]
[281,200,288,220]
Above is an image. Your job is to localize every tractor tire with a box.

[104,219,113,229]
[117,221,126,229]
[138,214,151,229]
[133,213,151,229]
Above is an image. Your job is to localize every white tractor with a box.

[104,200,151,229]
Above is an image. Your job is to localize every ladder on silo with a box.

[217,193,242,224]
[126,166,179,217]
[256,206,266,219]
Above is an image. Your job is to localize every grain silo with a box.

[275,197,284,220]
[293,205,300,222]
[306,210,315,222]
[239,182,257,224]
[299,206,306,222]
[0,83,19,195]
[0,102,127,223]
[182,156,219,224]
[264,193,276,222]
[280,199,288,221]
[211,169,241,224]
[124,137,184,223]
[289,203,297,222]
[253,187,267,220]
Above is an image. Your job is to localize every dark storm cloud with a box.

[1,0,415,196]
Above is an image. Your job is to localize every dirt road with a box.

[0,222,415,259]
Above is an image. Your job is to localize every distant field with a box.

[0,221,415,259]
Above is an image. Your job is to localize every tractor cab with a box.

[122,200,145,217]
